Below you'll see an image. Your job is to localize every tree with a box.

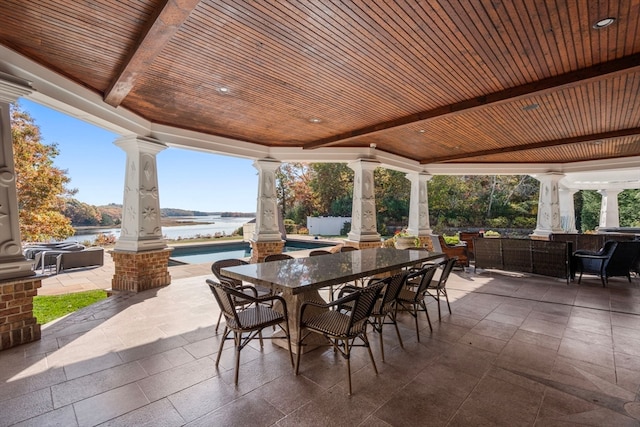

[309,163,353,216]
[64,198,101,226]
[11,103,76,242]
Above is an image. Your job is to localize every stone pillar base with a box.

[250,240,285,263]
[530,230,555,241]
[111,248,172,292]
[344,239,382,250]
[1,277,41,350]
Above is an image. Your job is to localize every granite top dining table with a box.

[221,247,445,296]
[221,247,445,353]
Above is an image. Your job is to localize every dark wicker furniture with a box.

[574,240,640,287]
[296,282,385,395]
[206,279,293,385]
[474,238,571,282]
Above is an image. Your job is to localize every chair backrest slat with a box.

[379,272,409,312]
[407,265,439,301]
[348,282,384,330]
[264,253,294,262]
[309,250,332,257]
[433,257,457,290]
[211,259,248,286]
[206,279,244,327]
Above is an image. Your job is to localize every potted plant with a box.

[393,229,420,249]
[484,230,501,238]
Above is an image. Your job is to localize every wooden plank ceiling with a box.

[1,0,639,165]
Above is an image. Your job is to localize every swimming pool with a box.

[169,239,335,264]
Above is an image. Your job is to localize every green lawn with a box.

[33,290,108,324]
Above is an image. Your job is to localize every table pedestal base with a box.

[273,289,329,354]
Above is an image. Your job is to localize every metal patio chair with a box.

[295,281,384,395]
[206,279,293,385]
[395,265,439,342]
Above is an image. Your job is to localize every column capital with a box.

[114,135,167,155]
[348,158,380,171]
[253,158,281,172]
[405,171,432,180]
[0,73,33,103]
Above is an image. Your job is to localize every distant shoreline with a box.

[74,218,217,232]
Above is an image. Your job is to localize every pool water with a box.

[169,240,334,264]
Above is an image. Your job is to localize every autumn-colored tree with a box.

[64,198,102,226]
[11,103,76,242]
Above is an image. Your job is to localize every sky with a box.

[18,99,259,213]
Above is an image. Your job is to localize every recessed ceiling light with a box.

[522,103,539,111]
[309,117,322,123]
[593,17,615,29]
[417,129,426,133]
[217,87,230,94]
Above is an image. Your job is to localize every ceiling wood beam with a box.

[420,128,640,163]
[104,0,201,107]
[303,53,640,150]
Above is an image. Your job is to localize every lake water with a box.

[65,215,254,243]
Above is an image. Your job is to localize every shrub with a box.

[297,226,309,235]
[284,219,297,233]
[94,233,116,246]
[487,217,509,228]
[512,216,536,228]
[340,221,351,236]
[443,234,460,245]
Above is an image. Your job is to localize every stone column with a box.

[0,74,42,350]
[250,159,284,262]
[111,136,171,292]
[0,75,35,280]
[345,159,381,249]
[531,173,564,240]
[406,172,434,250]
[559,187,578,233]
[598,189,622,228]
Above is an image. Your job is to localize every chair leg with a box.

[420,301,433,332]
[391,311,404,349]
[215,327,230,367]
[377,318,385,362]
[363,332,378,375]
[295,327,303,375]
[443,289,452,315]
[435,293,442,321]
[234,332,241,386]
[413,304,421,342]
[215,311,223,332]
[283,319,294,367]
[344,339,352,395]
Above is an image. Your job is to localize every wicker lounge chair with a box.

[55,247,104,273]
[206,279,293,385]
[431,235,469,268]
[574,240,640,287]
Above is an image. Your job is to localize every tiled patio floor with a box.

[2,264,640,426]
